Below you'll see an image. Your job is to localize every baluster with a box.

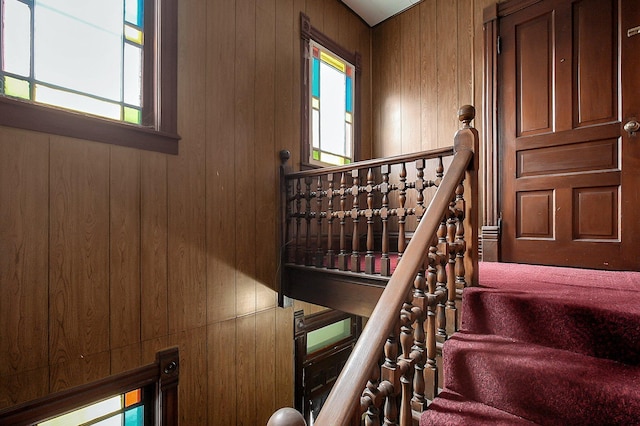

[399,301,415,426]
[338,172,348,270]
[380,165,391,276]
[326,173,336,269]
[304,176,314,265]
[446,201,457,337]
[284,180,294,263]
[315,175,324,267]
[415,159,425,221]
[365,168,375,274]
[435,156,444,186]
[295,178,302,264]
[425,245,438,400]
[351,169,361,273]
[411,266,427,412]
[436,218,448,342]
[381,324,399,426]
[397,163,407,260]
[362,364,382,426]
[450,181,467,335]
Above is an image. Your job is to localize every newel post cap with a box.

[267,408,307,426]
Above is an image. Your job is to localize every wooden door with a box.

[498,0,640,270]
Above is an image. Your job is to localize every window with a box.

[301,13,360,167]
[38,387,150,426]
[0,0,178,153]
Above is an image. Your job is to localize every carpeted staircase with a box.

[420,262,640,425]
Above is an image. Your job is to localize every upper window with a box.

[0,0,178,153]
[301,13,360,168]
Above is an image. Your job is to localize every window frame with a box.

[300,12,361,169]
[0,0,179,154]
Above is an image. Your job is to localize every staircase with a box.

[421,262,640,425]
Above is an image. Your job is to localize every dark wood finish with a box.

[0,0,179,154]
[0,347,179,426]
[497,0,639,270]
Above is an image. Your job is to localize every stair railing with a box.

[271,105,479,426]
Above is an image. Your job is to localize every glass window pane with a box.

[2,0,31,76]
[94,413,123,426]
[125,25,143,45]
[307,318,352,353]
[124,389,141,407]
[346,122,352,158]
[124,106,141,124]
[124,406,144,426]
[124,44,142,106]
[312,57,320,98]
[34,0,123,101]
[39,395,121,426]
[346,76,353,113]
[319,61,346,157]
[36,85,120,120]
[4,76,30,99]
[125,0,144,27]
[312,109,320,149]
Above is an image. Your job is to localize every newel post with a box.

[453,105,480,287]
[267,407,307,426]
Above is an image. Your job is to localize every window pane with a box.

[124,406,144,425]
[124,43,142,106]
[4,76,30,99]
[307,318,352,354]
[34,0,123,101]
[319,61,346,157]
[312,109,320,149]
[124,106,141,124]
[36,84,121,120]
[39,395,121,426]
[2,0,31,77]
[94,413,123,426]
[125,0,144,27]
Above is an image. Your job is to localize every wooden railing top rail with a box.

[282,146,455,179]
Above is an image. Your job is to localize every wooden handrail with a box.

[271,105,478,426]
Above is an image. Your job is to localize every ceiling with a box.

[340,0,423,26]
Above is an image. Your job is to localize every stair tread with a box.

[421,389,539,426]
[442,332,640,425]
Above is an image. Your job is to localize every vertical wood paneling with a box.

[235,0,257,317]
[206,0,237,323]
[0,130,49,377]
[109,147,141,350]
[401,7,421,154]
[167,0,207,334]
[110,342,142,375]
[208,320,237,425]
[275,306,295,409]
[256,309,277,424]
[49,351,110,393]
[170,327,208,425]
[236,314,256,425]
[437,0,460,146]
[255,0,278,310]
[140,151,168,341]
[420,0,438,151]
[49,137,110,366]
[0,368,48,408]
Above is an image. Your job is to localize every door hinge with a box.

[497,36,502,54]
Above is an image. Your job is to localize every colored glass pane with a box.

[312,58,320,98]
[125,389,141,407]
[345,112,352,123]
[124,406,144,425]
[312,46,319,58]
[320,51,345,73]
[4,76,30,99]
[125,25,143,44]
[2,0,31,77]
[312,149,320,161]
[125,0,144,27]
[346,76,353,113]
[124,106,141,124]
[312,97,319,110]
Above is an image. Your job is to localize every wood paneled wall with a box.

[0,0,370,424]
[0,0,497,423]
[372,0,495,157]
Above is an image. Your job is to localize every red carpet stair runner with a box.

[420,262,640,425]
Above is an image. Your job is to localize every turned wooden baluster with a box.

[450,181,467,334]
[425,245,439,400]
[436,217,448,342]
[351,170,361,273]
[315,175,324,267]
[446,199,458,337]
[415,159,426,221]
[365,168,376,274]
[411,266,427,411]
[399,301,415,425]
[381,324,399,426]
[380,165,391,276]
[295,178,303,264]
[326,173,336,269]
[397,163,408,261]
[338,172,348,270]
[362,363,382,426]
[304,176,314,266]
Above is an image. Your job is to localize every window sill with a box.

[0,96,180,154]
